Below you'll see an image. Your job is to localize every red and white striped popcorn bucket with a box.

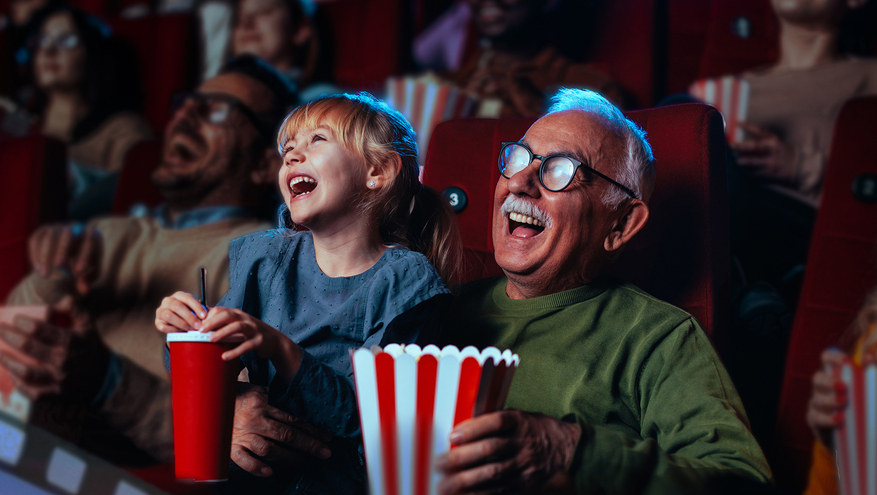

[832,361,877,495]
[689,76,751,144]
[351,344,520,495]
[385,76,480,171]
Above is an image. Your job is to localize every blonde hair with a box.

[276,93,463,284]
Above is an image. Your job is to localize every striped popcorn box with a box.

[386,76,479,169]
[352,344,520,495]
[832,360,877,495]
[689,76,751,143]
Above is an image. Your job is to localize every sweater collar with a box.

[491,276,611,312]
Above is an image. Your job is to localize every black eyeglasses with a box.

[498,142,639,199]
[171,92,273,140]
[34,32,81,51]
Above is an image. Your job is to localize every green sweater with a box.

[441,276,771,494]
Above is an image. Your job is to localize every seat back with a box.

[587,0,657,108]
[772,96,877,492]
[696,0,779,79]
[108,14,197,132]
[112,139,164,214]
[0,135,67,301]
[423,103,730,345]
[322,0,411,92]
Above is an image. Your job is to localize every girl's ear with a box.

[366,153,403,189]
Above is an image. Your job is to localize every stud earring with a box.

[369,181,376,188]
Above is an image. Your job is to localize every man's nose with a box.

[507,159,541,197]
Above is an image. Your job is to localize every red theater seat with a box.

[112,139,164,214]
[423,103,730,346]
[696,0,778,80]
[588,0,657,108]
[0,135,67,301]
[322,0,411,92]
[772,96,877,492]
[108,14,197,133]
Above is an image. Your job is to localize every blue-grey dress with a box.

[214,229,451,494]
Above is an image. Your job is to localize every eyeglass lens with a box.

[500,143,577,191]
[173,94,233,125]
[37,33,80,51]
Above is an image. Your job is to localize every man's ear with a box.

[366,153,403,189]
[250,147,281,186]
[603,200,649,253]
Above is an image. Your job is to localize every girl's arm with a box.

[268,294,453,439]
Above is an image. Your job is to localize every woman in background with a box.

[8,6,150,220]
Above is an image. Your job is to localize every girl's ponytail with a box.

[406,183,463,286]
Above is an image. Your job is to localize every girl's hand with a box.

[201,307,303,384]
[155,291,208,333]
[806,349,849,449]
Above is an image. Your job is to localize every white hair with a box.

[547,88,655,208]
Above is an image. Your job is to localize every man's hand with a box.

[27,224,102,295]
[730,122,797,184]
[436,409,581,494]
[0,298,109,402]
[232,383,332,477]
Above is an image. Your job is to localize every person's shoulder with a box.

[380,247,448,289]
[600,277,698,330]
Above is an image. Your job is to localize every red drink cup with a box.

[168,331,240,481]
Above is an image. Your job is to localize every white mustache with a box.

[500,196,552,229]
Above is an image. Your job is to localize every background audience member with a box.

[0,0,59,98]
[2,6,151,220]
[0,55,292,464]
[441,0,624,116]
[693,0,877,291]
[230,0,335,101]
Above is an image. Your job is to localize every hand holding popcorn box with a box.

[689,76,751,144]
[832,359,877,495]
[352,344,519,495]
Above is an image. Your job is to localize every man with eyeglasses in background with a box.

[0,55,334,477]
[436,88,774,494]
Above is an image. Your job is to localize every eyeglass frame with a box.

[171,91,274,141]
[32,32,81,52]
[498,141,640,200]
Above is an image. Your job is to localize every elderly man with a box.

[437,88,772,494]
[0,55,326,474]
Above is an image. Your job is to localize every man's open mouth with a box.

[508,212,546,238]
[289,175,317,198]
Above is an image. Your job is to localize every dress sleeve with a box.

[568,318,773,493]
[268,294,453,439]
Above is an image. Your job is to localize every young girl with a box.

[804,287,877,495]
[155,93,461,486]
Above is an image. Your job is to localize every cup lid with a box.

[166,331,244,343]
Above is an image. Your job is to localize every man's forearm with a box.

[570,421,771,495]
[97,355,173,463]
